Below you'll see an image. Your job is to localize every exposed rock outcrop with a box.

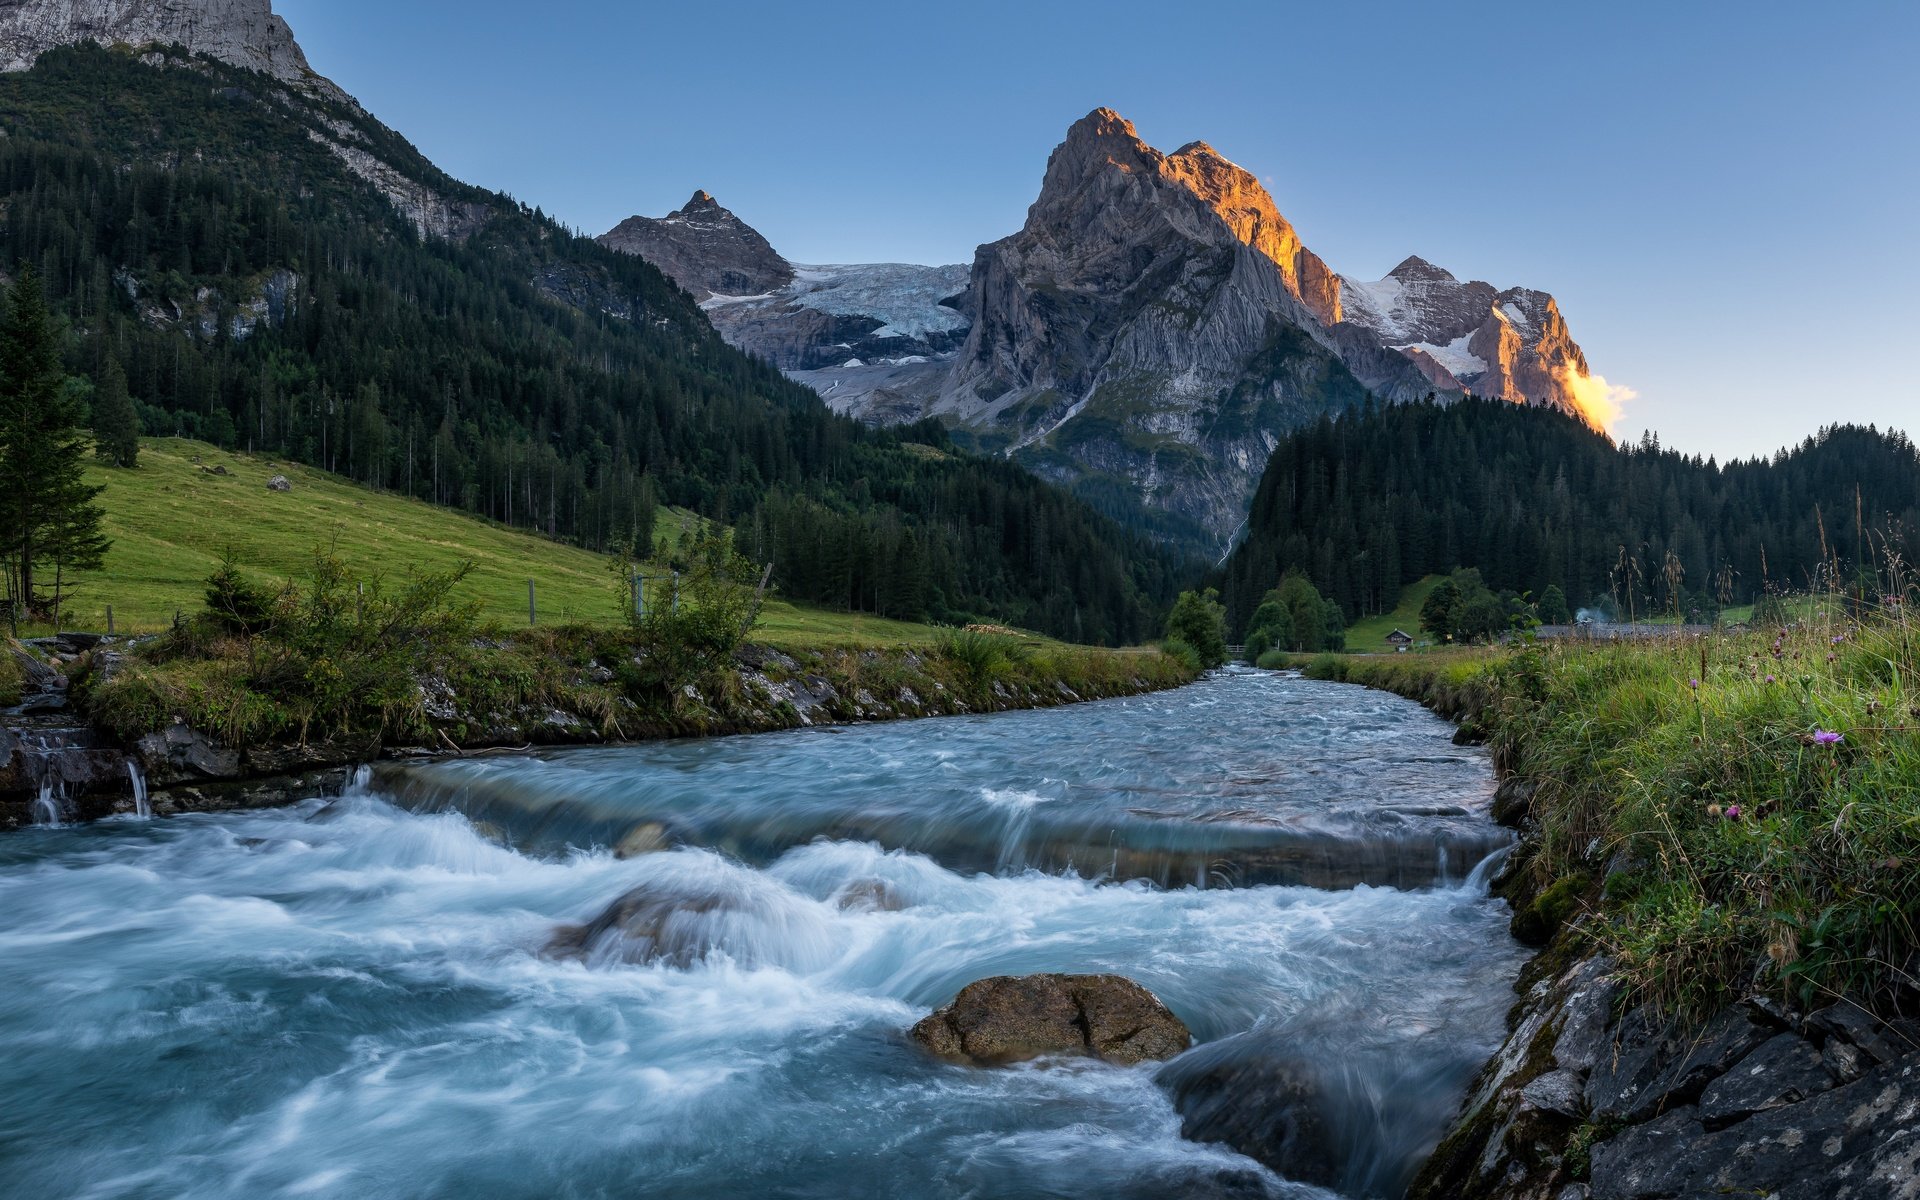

[1411,948,1920,1200]
[909,972,1191,1066]
[0,0,339,98]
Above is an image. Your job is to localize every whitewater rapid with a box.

[0,671,1525,1199]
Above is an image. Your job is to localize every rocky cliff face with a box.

[0,0,338,97]
[932,109,1415,547]
[601,109,1606,553]
[0,0,494,239]
[1340,257,1591,417]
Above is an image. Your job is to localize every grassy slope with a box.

[1344,575,1443,651]
[57,439,956,648]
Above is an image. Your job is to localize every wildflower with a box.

[1707,803,1725,818]
[1813,730,1843,746]
[1726,804,1742,819]
[1766,674,1777,684]
[1687,678,1700,690]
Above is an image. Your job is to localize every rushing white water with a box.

[0,672,1526,1199]
[126,760,151,820]
[29,778,63,828]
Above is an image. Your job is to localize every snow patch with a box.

[1395,333,1484,381]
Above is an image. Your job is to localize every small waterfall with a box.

[1464,845,1512,894]
[126,760,151,820]
[31,779,65,828]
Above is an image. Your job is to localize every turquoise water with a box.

[0,670,1524,1199]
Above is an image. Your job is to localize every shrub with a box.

[203,552,281,636]
[938,627,1027,688]
[619,522,767,700]
[247,551,482,740]
[1165,589,1227,668]
[1161,637,1204,673]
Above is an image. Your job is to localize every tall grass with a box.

[1292,599,1920,1018]
[1493,607,1920,1016]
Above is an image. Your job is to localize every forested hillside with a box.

[1219,398,1920,633]
[0,46,1191,644]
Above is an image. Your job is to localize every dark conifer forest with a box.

[0,46,1192,644]
[1219,397,1920,635]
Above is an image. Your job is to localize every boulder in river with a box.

[910,973,1190,1066]
[547,870,833,970]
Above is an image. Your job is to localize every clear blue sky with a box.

[277,0,1918,461]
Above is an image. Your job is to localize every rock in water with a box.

[547,871,832,970]
[910,973,1190,1066]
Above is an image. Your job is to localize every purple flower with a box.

[1726,804,1742,819]
[1688,678,1701,690]
[1813,730,1844,746]
[1766,674,1777,684]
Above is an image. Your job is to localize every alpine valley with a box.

[0,0,1198,644]
[601,109,1610,553]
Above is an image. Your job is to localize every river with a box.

[0,670,1525,1199]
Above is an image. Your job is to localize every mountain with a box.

[602,109,1608,555]
[1215,398,1920,637]
[597,193,970,423]
[600,190,793,301]
[0,4,1194,644]
[1338,256,1591,413]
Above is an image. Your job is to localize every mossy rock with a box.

[1512,873,1592,946]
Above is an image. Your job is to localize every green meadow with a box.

[46,439,962,648]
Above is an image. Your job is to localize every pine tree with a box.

[91,356,140,467]
[0,268,108,618]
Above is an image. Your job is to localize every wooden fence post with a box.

[528,579,537,626]
[106,605,114,635]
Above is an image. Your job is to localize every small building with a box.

[1385,629,1414,653]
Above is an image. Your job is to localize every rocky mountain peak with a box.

[1388,255,1457,283]
[599,193,793,301]
[0,0,340,99]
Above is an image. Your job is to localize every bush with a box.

[1254,648,1291,670]
[247,551,482,740]
[1165,589,1228,668]
[938,627,1028,689]
[1161,637,1205,673]
[619,522,767,700]
[203,553,281,636]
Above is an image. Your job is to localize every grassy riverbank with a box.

[1289,612,1920,1017]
